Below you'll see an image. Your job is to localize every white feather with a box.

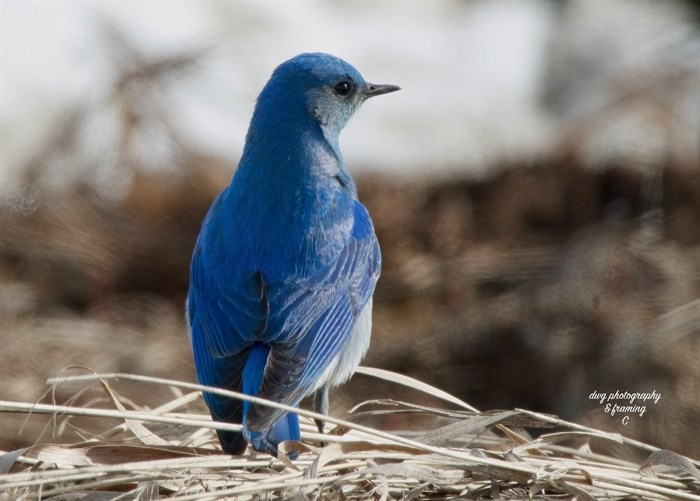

[314,298,373,390]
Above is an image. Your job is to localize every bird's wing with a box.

[247,201,380,431]
[188,242,267,358]
[187,239,268,452]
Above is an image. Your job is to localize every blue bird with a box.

[187,53,399,455]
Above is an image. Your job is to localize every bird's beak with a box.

[363,83,401,99]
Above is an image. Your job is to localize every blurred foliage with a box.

[3,158,699,456]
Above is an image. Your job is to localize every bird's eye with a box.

[334,81,352,97]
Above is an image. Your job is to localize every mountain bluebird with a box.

[187,53,399,455]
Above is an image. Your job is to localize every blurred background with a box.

[2,1,699,457]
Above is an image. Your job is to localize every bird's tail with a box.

[242,343,300,455]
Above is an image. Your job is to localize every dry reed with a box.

[1,368,698,500]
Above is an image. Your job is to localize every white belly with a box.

[315,299,373,390]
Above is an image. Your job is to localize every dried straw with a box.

[1,368,698,500]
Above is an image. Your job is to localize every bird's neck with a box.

[236,116,351,196]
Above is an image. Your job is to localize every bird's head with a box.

[256,53,400,141]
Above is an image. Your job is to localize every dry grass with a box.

[1,368,698,500]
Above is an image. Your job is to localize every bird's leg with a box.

[312,385,329,435]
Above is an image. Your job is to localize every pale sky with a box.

[1,1,695,195]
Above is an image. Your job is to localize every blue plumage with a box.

[187,53,399,455]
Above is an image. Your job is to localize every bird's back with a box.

[188,121,378,453]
